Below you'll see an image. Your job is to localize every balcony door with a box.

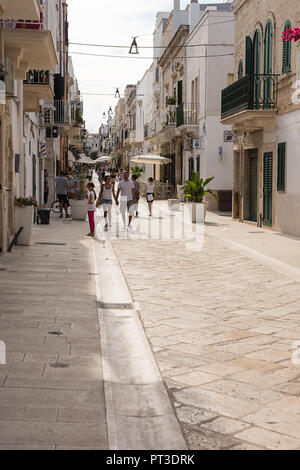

[249,150,258,222]
[177,81,183,106]
[253,30,261,108]
[263,20,273,108]
[263,152,273,226]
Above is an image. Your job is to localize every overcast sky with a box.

[68,0,226,133]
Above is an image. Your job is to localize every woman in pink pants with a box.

[87,182,96,237]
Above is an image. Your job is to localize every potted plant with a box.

[183,173,219,223]
[14,197,37,245]
[130,166,144,179]
[166,96,177,112]
[68,171,88,220]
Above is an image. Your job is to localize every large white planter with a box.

[70,199,87,221]
[186,202,207,224]
[15,206,34,246]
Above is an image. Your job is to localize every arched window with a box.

[283,21,292,74]
[238,59,243,80]
[253,30,261,107]
[245,36,253,75]
[264,20,273,75]
[264,20,273,107]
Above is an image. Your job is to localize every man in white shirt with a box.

[116,171,136,228]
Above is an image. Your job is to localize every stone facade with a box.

[224,0,300,237]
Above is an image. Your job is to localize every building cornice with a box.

[159,25,189,67]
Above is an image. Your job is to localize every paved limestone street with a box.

[1,197,300,449]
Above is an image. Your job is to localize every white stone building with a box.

[185,2,234,209]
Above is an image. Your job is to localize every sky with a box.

[68,0,226,133]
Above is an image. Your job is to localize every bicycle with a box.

[51,199,61,214]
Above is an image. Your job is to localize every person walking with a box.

[55,171,69,218]
[87,182,97,237]
[116,170,136,229]
[146,177,156,217]
[96,175,116,231]
[131,174,140,217]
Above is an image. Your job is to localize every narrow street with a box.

[1,204,300,450]
[1,0,300,455]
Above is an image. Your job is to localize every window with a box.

[277,143,286,191]
[264,20,273,75]
[245,36,253,75]
[196,156,200,176]
[282,21,292,74]
[238,59,243,80]
[264,20,273,106]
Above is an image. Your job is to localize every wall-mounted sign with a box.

[193,140,201,150]
[224,131,236,143]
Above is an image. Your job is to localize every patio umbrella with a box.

[96,156,113,163]
[130,154,172,165]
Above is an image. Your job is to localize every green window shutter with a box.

[245,36,253,75]
[264,20,273,74]
[277,143,286,191]
[282,21,292,74]
[264,20,273,106]
[238,59,243,79]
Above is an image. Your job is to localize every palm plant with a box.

[183,173,219,203]
[131,166,144,178]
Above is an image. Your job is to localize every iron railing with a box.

[0,17,46,31]
[176,103,199,127]
[40,100,71,127]
[221,74,279,120]
[24,70,53,86]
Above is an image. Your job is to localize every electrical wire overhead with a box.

[70,51,234,60]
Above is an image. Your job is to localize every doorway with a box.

[249,150,258,222]
[263,152,273,226]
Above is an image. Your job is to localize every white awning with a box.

[130,154,172,166]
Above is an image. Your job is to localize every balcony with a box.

[0,0,41,21]
[23,70,54,112]
[1,15,57,80]
[176,103,199,128]
[221,74,279,129]
[40,100,71,128]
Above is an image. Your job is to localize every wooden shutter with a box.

[177,80,183,106]
[264,21,273,107]
[264,21,273,75]
[245,36,253,75]
[277,143,286,191]
[282,21,291,74]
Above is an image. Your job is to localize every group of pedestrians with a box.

[86,169,156,237]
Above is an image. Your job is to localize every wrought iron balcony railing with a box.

[1,16,46,31]
[221,74,279,120]
[24,70,53,86]
[176,103,199,127]
[40,100,71,127]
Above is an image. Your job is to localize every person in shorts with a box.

[96,175,116,231]
[116,171,136,229]
[146,177,156,217]
[55,171,69,218]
